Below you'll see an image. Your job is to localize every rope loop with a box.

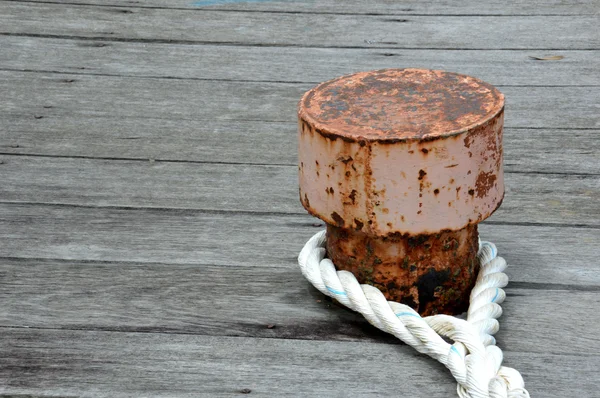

[298,230,530,398]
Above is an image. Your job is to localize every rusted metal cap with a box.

[298,69,505,236]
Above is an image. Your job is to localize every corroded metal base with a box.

[326,224,479,316]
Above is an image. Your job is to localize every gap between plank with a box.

[1,67,597,88]
[0,0,593,17]
[508,282,600,292]
[2,112,599,129]
[2,254,599,292]
[1,32,597,51]
[1,201,598,230]
[0,324,596,357]
[1,152,599,177]
[0,67,314,86]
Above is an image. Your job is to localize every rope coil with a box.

[298,230,530,398]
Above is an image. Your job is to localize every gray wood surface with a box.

[5,328,598,398]
[2,118,598,174]
[1,155,598,226]
[1,0,599,396]
[1,204,598,286]
[2,36,598,86]
[1,2,598,49]
[1,258,599,355]
[1,71,599,129]
[5,0,599,15]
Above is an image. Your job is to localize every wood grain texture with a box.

[1,36,598,86]
[0,2,598,49]
[1,116,598,174]
[1,327,598,398]
[1,71,599,129]
[1,258,599,355]
[1,1,599,396]
[0,203,598,286]
[1,155,598,226]
[4,0,599,15]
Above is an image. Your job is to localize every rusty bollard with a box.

[298,69,505,316]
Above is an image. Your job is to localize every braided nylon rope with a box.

[298,230,530,398]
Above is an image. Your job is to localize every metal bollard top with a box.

[298,69,505,236]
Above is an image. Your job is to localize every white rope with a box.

[298,230,530,398]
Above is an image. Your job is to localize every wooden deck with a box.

[0,1,598,396]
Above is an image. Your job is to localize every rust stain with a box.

[418,169,427,211]
[354,218,364,231]
[326,224,479,315]
[464,134,473,149]
[364,144,376,232]
[338,155,353,164]
[299,69,504,143]
[349,189,357,204]
[434,146,448,159]
[331,211,345,227]
[475,171,497,198]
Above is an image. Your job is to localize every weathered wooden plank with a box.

[1,72,598,129]
[1,257,599,356]
[1,327,598,397]
[0,203,598,286]
[1,116,598,174]
[1,155,598,226]
[5,0,599,15]
[2,36,598,86]
[0,3,598,49]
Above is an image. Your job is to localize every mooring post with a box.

[298,69,504,315]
